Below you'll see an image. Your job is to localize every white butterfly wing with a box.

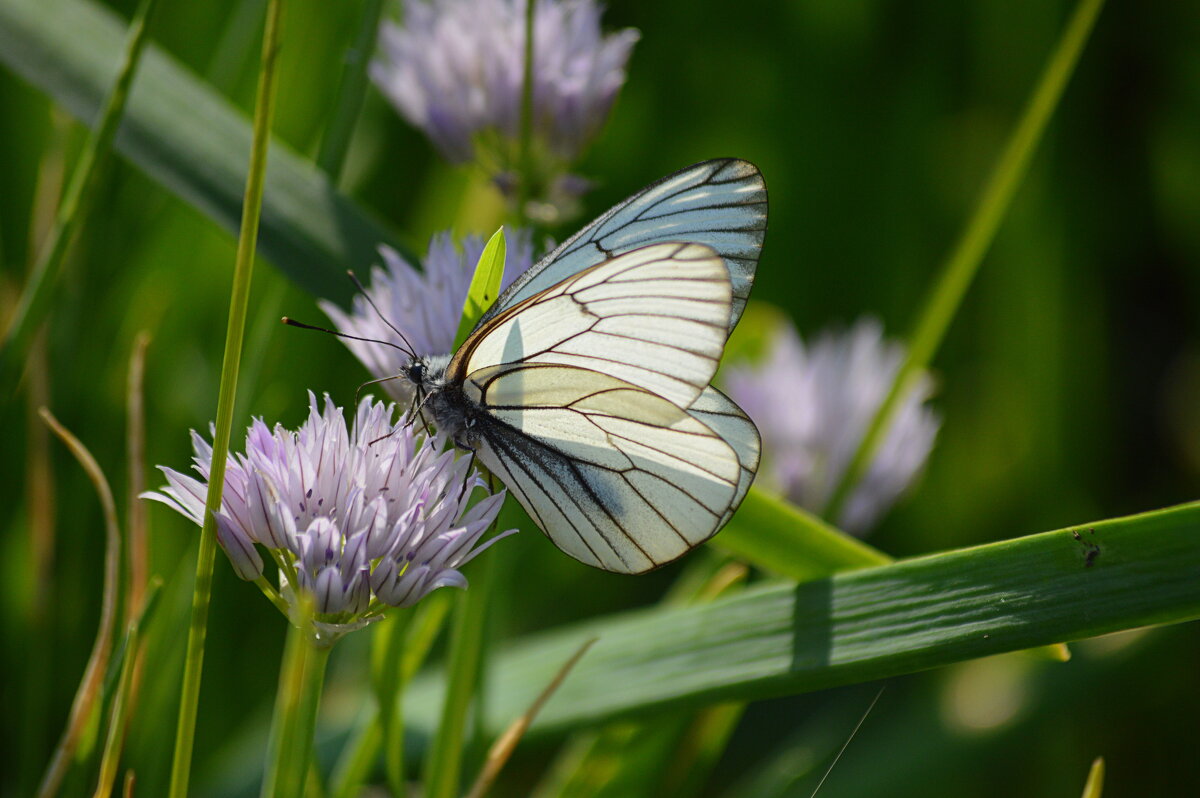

[477,159,767,336]
[451,242,731,409]
[464,363,742,573]
[687,386,761,527]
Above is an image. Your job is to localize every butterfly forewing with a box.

[451,242,732,409]
[466,364,741,573]
[477,159,766,336]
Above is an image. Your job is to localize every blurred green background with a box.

[2,0,1199,795]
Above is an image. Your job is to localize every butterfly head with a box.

[400,352,451,394]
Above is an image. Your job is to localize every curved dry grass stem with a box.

[36,407,122,798]
[464,637,598,798]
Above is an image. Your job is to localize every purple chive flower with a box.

[723,318,940,534]
[144,393,514,642]
[320,229,534,402]
[371,0,638,169]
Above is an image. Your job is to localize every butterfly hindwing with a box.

[477,159,766,336]
[465,363,742,573]
[687,385,762,527]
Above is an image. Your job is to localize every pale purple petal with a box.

[145,392,516,641]
[215,513,265,580]
[723,317,940,534]
[371,0,636,168]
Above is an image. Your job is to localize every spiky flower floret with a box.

[145,393,514,642]
[371,0,637,176]
[723,318,940,534]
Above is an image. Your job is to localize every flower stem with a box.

[168,1,285,795]
[262,617,332,798]
[823,0,1105,523]
[0,0,159,388]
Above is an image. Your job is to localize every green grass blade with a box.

[1081,757,1105,798]
[0,0,417,307]
[716,488,890,581]
[317,0,384,183]
[400,502,1200,737]
[824,0,1106,521]
[423,556,496,798]
[0,0,159,387]
[169,1,284,794]
[92,578,163,798]
[453,228,506,350]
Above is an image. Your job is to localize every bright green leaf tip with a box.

[1081,756,1105,798]
[454,227,507,350]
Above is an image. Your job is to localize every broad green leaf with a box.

[0,0,159,383]
[453,228,506,350]
[0,0,416,307]
[397,502,1200,737]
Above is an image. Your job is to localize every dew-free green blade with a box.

[400,502,1200,736]
[0,0,416,306]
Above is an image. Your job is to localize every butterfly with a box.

[404,159,766,573]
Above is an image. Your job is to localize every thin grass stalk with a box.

[16,103,71,798]
[168,1,285,794]
[823,0,1106,522]
[120,332,152,767]
[92,578,163,798]
[0,0,160,386]
[317,0,384,182]
[35,408,122,798]
[125,332,150,625]
[329,594,452,798]
[377,613,411,797]
[514,0,535,226]
[423,555,497,798]
[329,723,380,798]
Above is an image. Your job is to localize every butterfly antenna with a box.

[346,270,419,359]
[281,317,413,356]
[808,685,886,798]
